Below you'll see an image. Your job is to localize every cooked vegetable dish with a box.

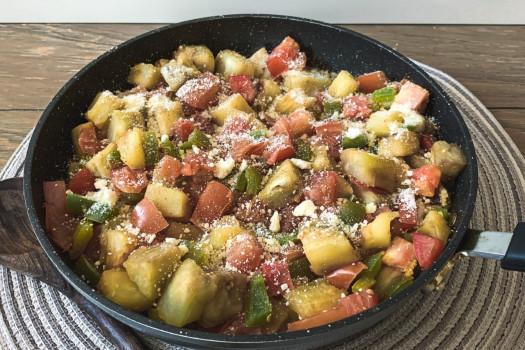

[43,37,467,333]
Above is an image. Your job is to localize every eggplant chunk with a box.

[361,212,399,249]
[283,70,331,96]
[258,159,302,209]
[108,110,145,143]
[117,127,146,170]
[248,47,270,78]
[210,93,254,126]
[285,279,344,319]
[160,60,199,92]
[215,50,255,78]
[173,45,215,72]
[418,210,451,243]
[127,63,163,89]
[378,131,420,157]
[85,142,117,178]
[97,269,154,312]
[209,216,253,249]
[273,88,317,114]
[365,110,404,137]
[430,141,467,182]
[86,91,124,129]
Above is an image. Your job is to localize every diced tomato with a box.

[190,180,233,229]
[110,166,149,194]
[266,36,306,78]
[44,180,67,212]
[398,188,418,230]
[315,121,343,160]
[326,262,368,290]
[288,110,315,136]
[261,259,294,297]
[44,180,78,251]
[390,217,405,237]
[229,75,256,104]
[174,119,195,142]
[230,138,268,162]
[304,171,338,207]
[411,164,441,197]
[315,121,343,135]
[67,168,96,195]
[263,136,295,165]
[288,306,348,332]
[342,95,371,119]
[413,233,445,270]
[176,72,220,110]
[382,237,417,270]
[271,116,295,142]
[221,116,251,136]
[226,233,264,274]
[356,71,389,93]
[392,81,430,113]
[153,155,182,183]
[182,170,213,207]
[130,198,168,234]
[419,133,437,152]
[337,291,379,317]
[181,151,215,176]
[349,177,389,195]
[78,125,103,156]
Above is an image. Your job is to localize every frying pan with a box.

[2,14,524,349]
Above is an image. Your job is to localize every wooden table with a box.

[1,24,524,170]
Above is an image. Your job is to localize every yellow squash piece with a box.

[258,159,302,209]
[102,229,138,269]
[378,131,420,157]
[209,216,253,249]
[147,94,183,136]
[366,110,404,137]
[160,60,199,92]
[173,45,215,72]
[273,88,317,114]
[361,212,399,249]
[215,50,255,78]
[86,91,124,129]
[285,279,344,319]
[117,127,146,170]
[283,70,331,96]
[210,93,254,126]
[107,110,145,143]
[430,141,467,183]
[327,70,359,98]
[144,183,190,218]
[85,143,117,178]
[248,47,269,78]
[418,210,451,243]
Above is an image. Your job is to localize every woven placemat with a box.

[1,63,525,350]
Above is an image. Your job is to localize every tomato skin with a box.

[326,262,367,290]
[78,125,103,156]
[288,306,348,332]
[44,180,78,251]
[356,71,388,93]
[261,259,294,297]
[226,233,264,274]
[67,168,96,195]
[315,121,343,161]
[153,155,182,183]
[130,198,169,234]
[266,36,304,77]
[343,95,371,119]
[181,151,215,176]
[176,72,220,110]
[190,180,233,229]
[304,171,339,207]
[229,75,256,104]
[231,139,268,162]
[393,81,430,113]
[174,119,195,142]
[398,188,418,230]
[337,291,379,317]
[110,166,149,194]
[413,233,445,270]
[271,116,295,142]
[411,164,441,197]
[263,136,295,165]
[288,110,315,136]
[382,237,416,270]
[221,116,251,136]
[419,133,437,152]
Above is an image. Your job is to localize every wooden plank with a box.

[491,109,525,156]
[0,110,40,170]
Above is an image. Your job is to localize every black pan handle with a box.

[0,177,146,350]
[459,223,525,271]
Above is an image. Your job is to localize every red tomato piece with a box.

[337,291,379,317]
[174,119,195,142]
[229,75,256,104]
[182,170,213,207]
[419,133,437,152]
[221,116,251,136]
[44,180,78,251]
[315,121,343,135]
[271,116,295,142]
[153,155,182,183]
[304,171,339,207]
[43,180,67,212]
[326,262,368,290]
[261,259,294,297]
[78,125,103,156]
[263,136,295,165]
[356,71,389,93]
[226,233,264,274]
[398,188,418,230]
[230,138,268,162]
[315,121,343,160]
[266,36,305,77]
[392,81,430,113]
[288,306,348,332]
[67,168,96,195]
[288,110,315,136]
[382,237,417,270]
[110,166,149,194]
[411,164,441,197]
[343,95,371,119]
[176,72,220,110]
[413,233,445,270]
[190,180,233,229]
[181,151,215,176]
[130,198,168,234]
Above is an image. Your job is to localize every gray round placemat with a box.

[1,64,525,350]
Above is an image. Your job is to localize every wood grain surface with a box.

[1,24,523,170]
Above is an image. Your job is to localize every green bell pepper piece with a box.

[371,86,396,109]
[233,170,247,192]
[296,138,312,161]
[66,192,96,216]
[180,129,210,150]
[245,167,262,195]
[120,191,145,206]
[361,253,382,279]
[245,272,272,327]
[106,149,123,170]
[352,275,376,293]
[323,100,343,117]
[342,134,368,149]
[142,131,159,166]
[340,200,366,226]
[274,232,299,246]
[75,255,101,287]
[181,241,209,267]
[84,202,118,223]
[160,139,181,160]
[288,257,315,281]
[384,276,414,299]
[250,129,267,140]
[69,219,94,259]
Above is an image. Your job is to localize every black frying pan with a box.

[5,14,525,349]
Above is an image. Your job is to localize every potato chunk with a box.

[97,269,153,312]
[327,70,359,98]
[210,93,254,126]
[85,142,117,178]
[285,279,344,318]
[298,226,359,275]
[157,259,218,327]
[273,88,316,114]
[430,141,467,182]
[124,242,187,299]
[258,159,302,209]
[173,45,215,72]
[86,91,124,129]
[361,212,399,249]
[102,229,138,269]
[215,50,255,77]
[378,131,420,157]
[117,127,146,170]
[107,110,145,143]
[283,70,331,96]
[146,94,183,136]
[127,63,163,89]
[160,60,199,92]
[144,183,190,218]
[365,110,404,137]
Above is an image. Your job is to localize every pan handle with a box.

[459,223,525,271]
